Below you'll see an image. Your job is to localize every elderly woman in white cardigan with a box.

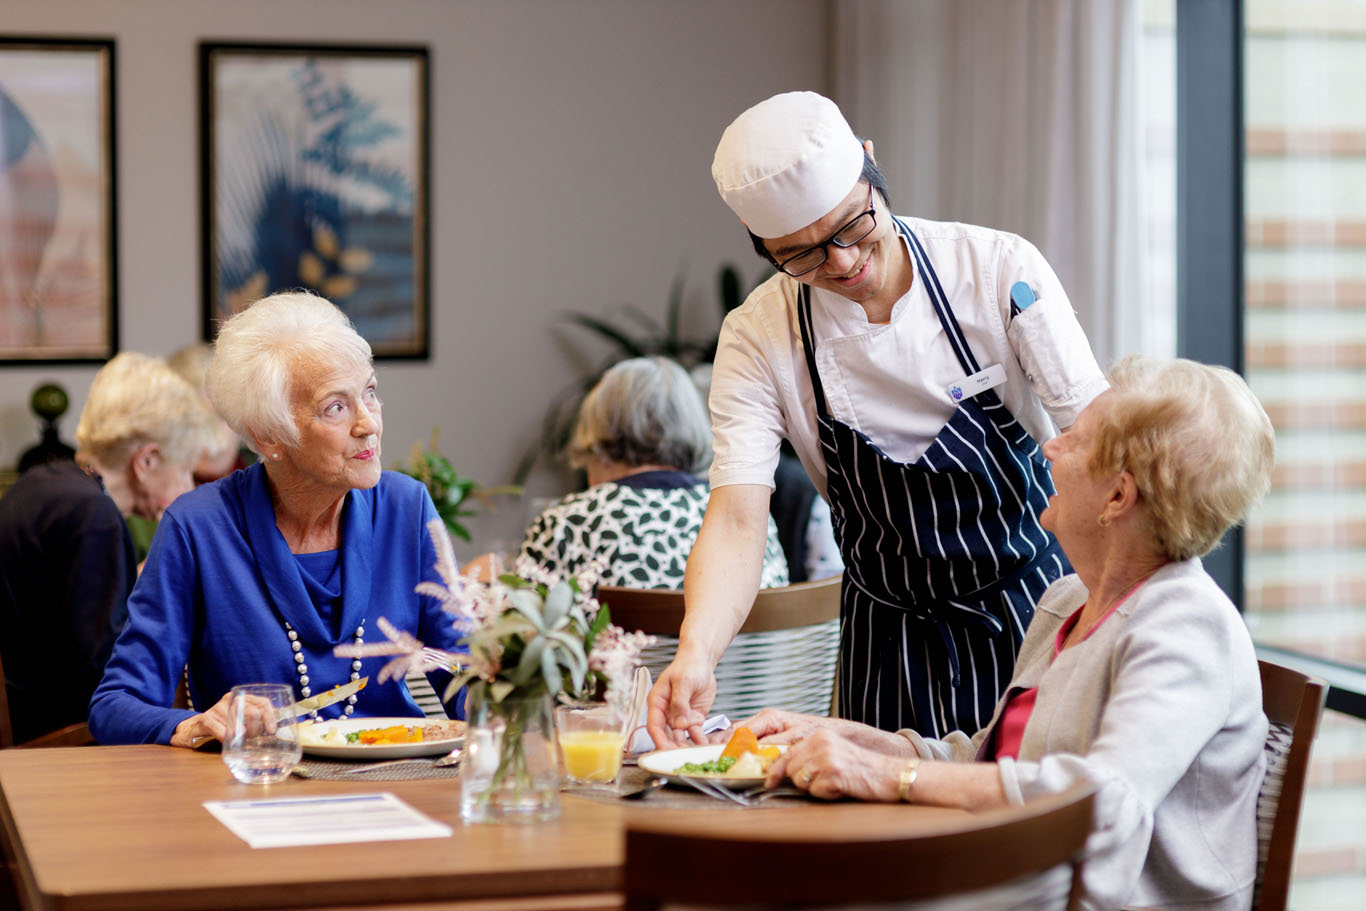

[741,355,1275,911]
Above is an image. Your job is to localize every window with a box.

[1241,2,1366,906]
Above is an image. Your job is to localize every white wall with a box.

[1,0,828,552]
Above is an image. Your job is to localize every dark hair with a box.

[747,150,891,264]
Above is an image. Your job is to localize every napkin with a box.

[623,666,729,754]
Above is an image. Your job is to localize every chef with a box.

[647,91,1108,743]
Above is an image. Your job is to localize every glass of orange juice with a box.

[555,703,626,789]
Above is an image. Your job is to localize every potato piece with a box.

[727,752,766,779]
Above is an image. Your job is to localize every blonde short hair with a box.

[1089,355,1275,562]
[167,341,241,463]
[568,356,712,475]
[206,292,372,452]
[75,352,219,471]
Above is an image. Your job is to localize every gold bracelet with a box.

[897,757,921,802]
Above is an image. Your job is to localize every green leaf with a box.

[564,312,648,358]
[442,671,477,704]
[547,631,588,693]
[540,645,562,697]
[542,582,573,629]
[507,590,547,631]
[584,602,611,653]
[490,680,516,702]
[510,636,547,685]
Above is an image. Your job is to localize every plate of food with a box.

[295,717,465,760]
[637,727,786,789]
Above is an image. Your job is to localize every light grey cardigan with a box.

[902,559,1266,911]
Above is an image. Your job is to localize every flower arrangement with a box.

[337,520,653,821]
[337,519,653,718]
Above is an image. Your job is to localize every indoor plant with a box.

[337,520,652,822]
[398,428,521,542]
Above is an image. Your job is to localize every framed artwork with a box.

[0,37,117,364]
[200,42,430,359]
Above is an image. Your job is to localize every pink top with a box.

[991,583,1145,759]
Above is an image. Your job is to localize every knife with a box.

[277,677,368,721]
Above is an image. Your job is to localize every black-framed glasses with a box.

[773,184,878,277]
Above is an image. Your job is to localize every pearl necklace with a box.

[284,619,365,722]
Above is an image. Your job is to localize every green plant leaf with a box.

[542,581,573,629]
[564,313,648,358]
[510,635,547,685]
[507,590,548,631]
[547,630,588,693]
[490,680,516,702]
[443,671,477,703]
[540,645,562,697]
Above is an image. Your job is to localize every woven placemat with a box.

[291,757,462,782]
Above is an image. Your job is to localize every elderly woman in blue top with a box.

[89,292,463,747]
[740,356,1274,911]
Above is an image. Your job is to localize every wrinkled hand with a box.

[170,690,233,749]
[646,657,717,747]
[170,690,277,749]
[765,728,904,802]
[739,708,847,745]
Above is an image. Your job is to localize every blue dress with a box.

[89,464,464,744]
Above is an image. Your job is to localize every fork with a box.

[678,776,754,806]
[739,784,806,802]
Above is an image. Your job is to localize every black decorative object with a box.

[18,382,75,472]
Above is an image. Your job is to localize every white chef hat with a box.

[711,91,865,239]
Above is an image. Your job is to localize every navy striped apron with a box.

[799,217,1069,738]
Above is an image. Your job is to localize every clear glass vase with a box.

[460,690,560,823]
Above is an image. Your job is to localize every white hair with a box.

[568,356,712,475]
[206,292,372,451]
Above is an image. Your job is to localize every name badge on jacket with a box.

[946,363,1007,403]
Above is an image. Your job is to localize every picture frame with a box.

[0,36,117,364]
[200,42,430,359]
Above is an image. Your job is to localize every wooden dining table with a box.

[0,745,969,911]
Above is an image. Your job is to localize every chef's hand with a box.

[646,655,716,747]
[766,728,905,802]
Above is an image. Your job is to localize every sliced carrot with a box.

[720,726,759,759]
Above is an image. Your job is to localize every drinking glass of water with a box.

[222,683,301,784]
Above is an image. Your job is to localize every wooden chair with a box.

[0,649,95,749]
[598,575,842,718]
[625,783,1098,911]
[1254,659,1328,911]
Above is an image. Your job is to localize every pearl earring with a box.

[271,452,281,461]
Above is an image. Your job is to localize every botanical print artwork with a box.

[204,47,427,357]
[0,42,114,362]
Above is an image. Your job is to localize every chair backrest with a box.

[598,575,842,636]
[599,576,843,718]
[1254,659,1328,911]
[0,643,95,750]
[625,783,1097,911]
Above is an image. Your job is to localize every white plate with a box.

[296,717,465,760]
[637,743,786,789]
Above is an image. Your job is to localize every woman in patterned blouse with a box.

[517,356,788,590]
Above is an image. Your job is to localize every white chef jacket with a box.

[709,216,1108,499]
